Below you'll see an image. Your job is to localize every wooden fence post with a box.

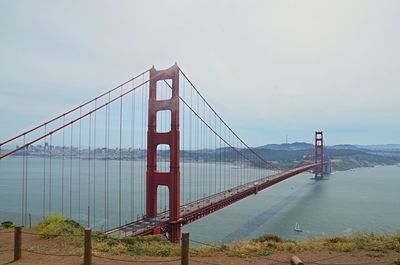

[181,232,189,265]
[84,228,92,265]
[14,225,22,261]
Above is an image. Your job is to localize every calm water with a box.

[0,157,269,232]
[1,157,399,243]
[184,165,400,243]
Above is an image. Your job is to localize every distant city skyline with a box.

[1,1,399,145]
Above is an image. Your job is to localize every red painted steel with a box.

[315,131,324,179]
[146,64,181,243]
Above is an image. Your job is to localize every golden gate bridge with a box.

[0,64,330,243]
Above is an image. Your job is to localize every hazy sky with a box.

[1,0,399,146]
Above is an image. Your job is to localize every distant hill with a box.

[355,144,400,151]
[256,142,312,151]
[252,142,400,171]
[326,144,400,151]
[255,143,400,151]
[328,144,360,150]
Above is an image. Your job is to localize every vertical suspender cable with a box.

[208,104,210,196]
[49,134,52,214]
[203,102,207,197]
[62,116,65,216]
[104,97,108,229]
[204,104,207,197]
[93,100,97,228]
[21,135,26,226]
[203,102,206,197]
[88,114,92,227]
[224,126,226,191]
[131,80,135,221]
[196,93,199,199]
[69,124,73,219]
[144,80,148,216]
[219,120,222,192]
[228,131,231,188]
[42,125,47,218]
[106,93,111,228]
[201,98,205,197]
[25,143,29,225]
[189,85,192,203]
[140,79,144,216]
[199,96,202,199]
[119,87,123,226]
[214,114,217,195]
[235,138,238,187]
[182,79,185,204]
[78,108,82,223]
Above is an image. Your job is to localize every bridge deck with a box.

[106,163,318,238]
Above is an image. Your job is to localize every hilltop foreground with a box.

[1,216,399,265]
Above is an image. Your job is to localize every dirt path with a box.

[1,250,398,265]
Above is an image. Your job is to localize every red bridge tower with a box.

[314,131,324,179]
[146,64,181,243]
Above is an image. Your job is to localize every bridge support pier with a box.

[168,221,182,243]
[146,64,181,243]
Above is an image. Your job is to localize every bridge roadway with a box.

[106,162,319,238]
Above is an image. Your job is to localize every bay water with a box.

[1,157,399,243]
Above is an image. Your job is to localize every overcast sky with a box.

[1,0,399,146]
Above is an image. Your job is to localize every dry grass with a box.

[24,231,400,257]
[8,215,400,258]
[208,233,400,257]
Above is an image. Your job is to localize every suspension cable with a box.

[179,68,268,165]
[0,70,150,148]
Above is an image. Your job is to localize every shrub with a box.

[0,220,15,229]
[36,214,83,239]
[327,236,348,243]
[253,234,282,243]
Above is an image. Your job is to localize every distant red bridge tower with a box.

[314,131,324,179]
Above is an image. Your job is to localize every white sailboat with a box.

[294,222,303,232]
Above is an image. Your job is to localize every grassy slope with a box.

[2,216,400,259]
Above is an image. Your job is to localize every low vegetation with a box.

[247,232,400,255]
[36,214,83,239]
[0,220,16,230]
[98,232,400,257]
[33,215,181,256]
[12,215,400,259]
[93,233,181,256]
